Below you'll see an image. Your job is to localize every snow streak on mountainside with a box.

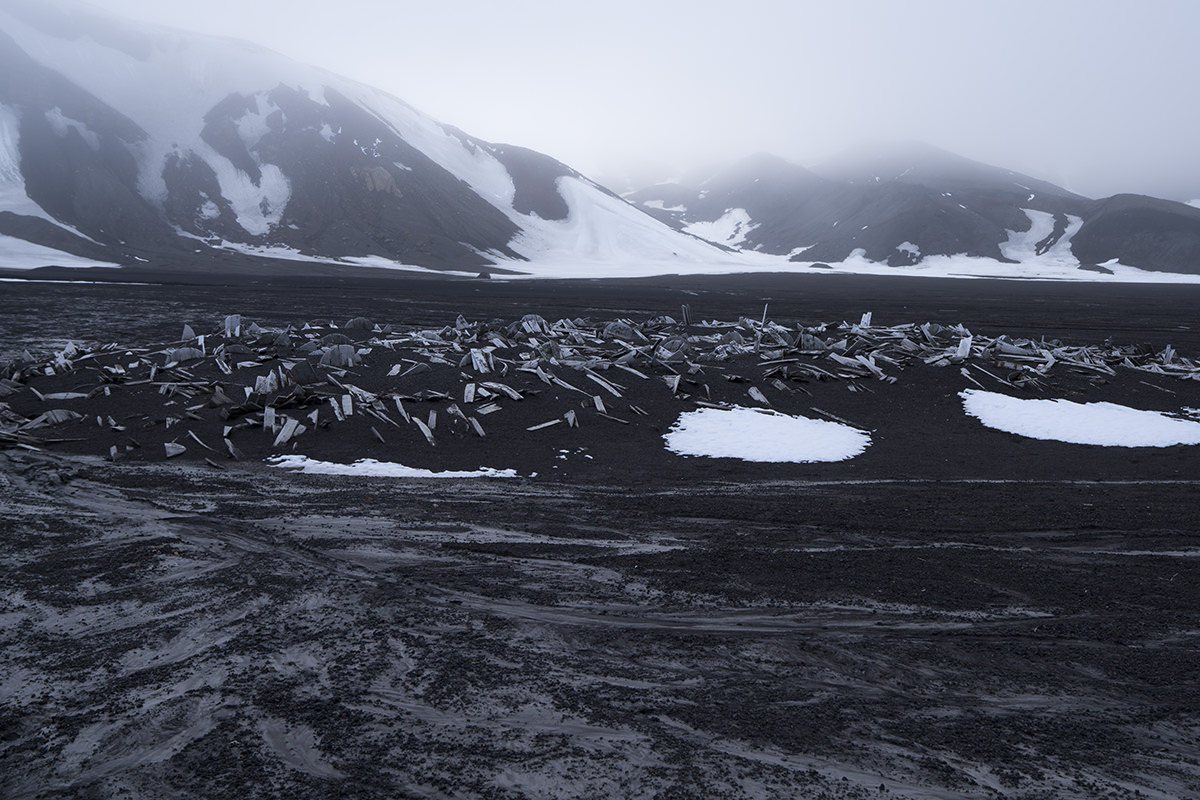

[0,0,729,275]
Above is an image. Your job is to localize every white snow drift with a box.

[664,406,871,462]
[960,390,1200,447]
[267,455,517,478]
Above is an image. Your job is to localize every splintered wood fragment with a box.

[855,354,886,379]
[971,364,1014,387]
[387,363,404,377]
[371,426,386,444]
[273,417,301,447]
[401,362,431,377]
[164,442,186,458]
[527,419,562,431]
[469,417,486,437]
[480,381,523,400]
[204,457,225,471]
[427,410,437,431]
[809,407,868,431]
[413,416,436,446]
[109,445,119,461]
[584,371,624,397]
[960,367,986,390]
[1138,380,1176,394]
[954,336,973,361]
[593,395,607,414]
[464,383,476,404]
[365,405,401,428]
[475,402,502,415]
[748,386,771,406]
[663,374,681,394]
[263,406,276,432]
[596,412,630,424]
[771,378,790,393]
[186,430,214,451]
[341,394,353,417]
[470,348,491,373]
[394,398,410,423]
[629,404,649,416]
[551,375,585,393]
[308,409,320,425]
[613,363,651,380]
[564,409,578,428]
[210,385,235,406]
[329,396,346,422]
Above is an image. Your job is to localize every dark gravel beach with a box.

[3,272,1200,799]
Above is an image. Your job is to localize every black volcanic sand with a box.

[3,272,1200,799]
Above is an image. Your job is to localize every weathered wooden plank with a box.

[413,416,436,446]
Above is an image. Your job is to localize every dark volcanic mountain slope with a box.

[0,0,715,274]
[631,146,1090,264]
[0,28,176,259]
[1072,193,1200,273]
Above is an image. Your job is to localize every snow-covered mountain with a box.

[628,143,1200,276]
[0,0,726,275]
[2,1,1199,282]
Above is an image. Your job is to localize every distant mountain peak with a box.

[626,146,1200,275]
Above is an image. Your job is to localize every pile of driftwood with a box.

[1,309,1196,461]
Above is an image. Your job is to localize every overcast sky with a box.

[91,0,1200,200]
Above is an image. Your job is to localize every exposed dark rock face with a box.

[487,143,575,221]
[1073,193,1200,272]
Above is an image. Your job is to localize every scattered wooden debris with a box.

[4,306,1198,462]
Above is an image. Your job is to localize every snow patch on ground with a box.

[684,208,759,248]
[783,249,1200,285]
[1188,199,1200,209]
[960,390,1200,447]
[664,406,870,463]
[266,455,518,478]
